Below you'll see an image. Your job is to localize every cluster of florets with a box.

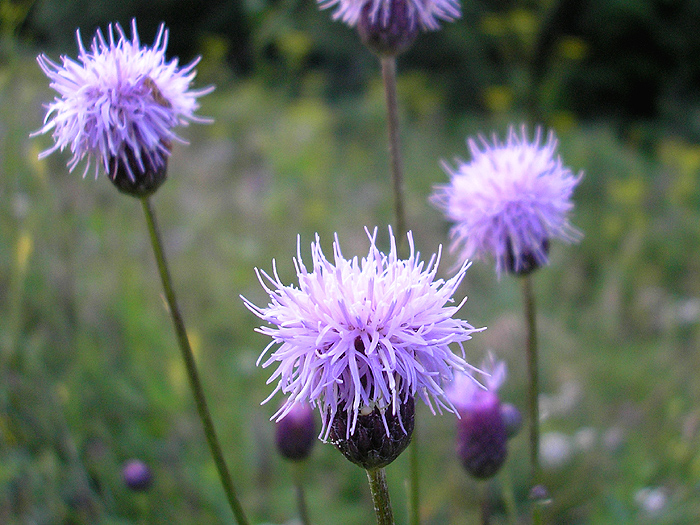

[33,20,211,196]
[318,0,461,55]
[432,126,582,277]
[243,228,483,446]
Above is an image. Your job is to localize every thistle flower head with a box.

[318,0,460,32]
[432,125,582,277]
[33,20,212,194]
[242,227,483,443]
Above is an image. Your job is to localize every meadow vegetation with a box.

[2,2,700,523]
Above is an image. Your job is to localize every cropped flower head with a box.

[432,126,582,277]
[319,0,460,30]
[319,0,460,55]
[243,228,483,451]
[33,20,212,196]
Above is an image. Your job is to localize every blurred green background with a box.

[2,0,700,523]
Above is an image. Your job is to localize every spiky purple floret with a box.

[242,227,484,441]
[33,19,212,180]
[432,125,582,277]
[318,0,460,31]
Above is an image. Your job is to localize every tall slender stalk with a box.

[291,462,311,525]
[380,55,407,252]
[141,196,249,525]
[521,274,539,479]
[366,467,396,525]
[408,427,420,525]
[479,482,491,525]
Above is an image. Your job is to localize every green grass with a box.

[1,42,700,524]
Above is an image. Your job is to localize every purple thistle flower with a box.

[447,355,512,479]
[32,20,212,188]
[431,125,582,277]
[242,227,484,442]
[318,0,461,32]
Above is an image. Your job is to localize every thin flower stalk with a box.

[522,274,539,479]
[142,197,250,525]
[381,56,408,255]
[32,20,248,523]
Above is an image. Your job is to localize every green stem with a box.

[141,197,249,525]
[292,462,311,525]
[479,481,491,525]
[501,467,518,525]
[408,429,420,525]
[380,55,407,253]
[522,274,539,481]
[366,468,395,525]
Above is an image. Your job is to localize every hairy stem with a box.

[366,467,395,525]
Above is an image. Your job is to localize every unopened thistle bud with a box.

[122,459,152,492]
[275,402,317,461]
[455,390,507,479]
[500,402,523,439]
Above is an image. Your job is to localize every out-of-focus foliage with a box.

[19,0,700,134]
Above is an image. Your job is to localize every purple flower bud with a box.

[456,391,507,479]
[275,402,317,461]
[448,355,510,479]
[529,484,552,505]
[122,459,152,491]
[500,402,523,439]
